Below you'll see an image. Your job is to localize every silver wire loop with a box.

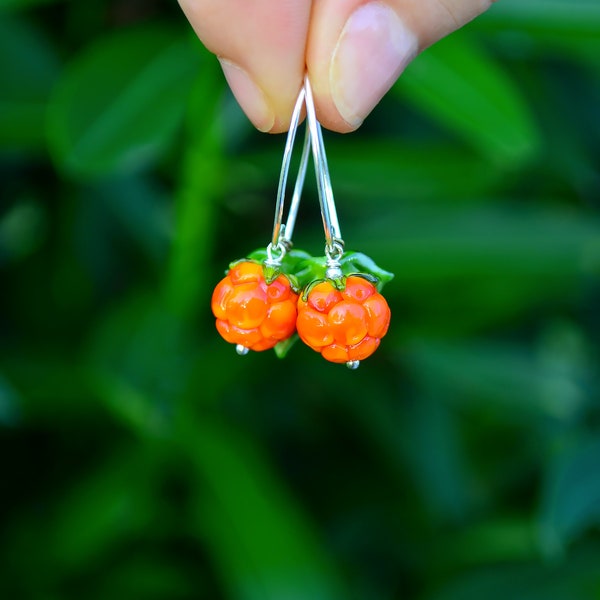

[325,239,344,261]
[270,86,307,259]
[265,239,286,267]
[281,126,310,246]
[325,238,345,279]
[303,75,343,252]
[267,77,345,273]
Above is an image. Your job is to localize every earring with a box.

[294,76,392,369]
[211,86,312,357]
[211,76,393,368]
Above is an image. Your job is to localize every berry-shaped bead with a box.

[211,261,299,352]
[296,276,390,364]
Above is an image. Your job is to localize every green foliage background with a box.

[1,0,600,598]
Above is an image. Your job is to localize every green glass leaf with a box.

[246,248,314,289]
[340,252,394,289]
[281,251,394,291]
[395,33,541,166]
[0,16,59,151]
[47,26,202,177]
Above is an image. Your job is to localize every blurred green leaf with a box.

[165,63,226,320]
[403,338,587,422]
[478,0,600,39]
[2,1,600,598]
[357,205,600,281]
[0,0,57,12]
[0,373,20,426]
[435,517,538,567]
[0,15,59,151]
[87,295,191,438]
[0,351,98,422]
[401,392,473,522]
[85,174,172,265]
[45,448,155,570]
[350,204,600,332]
[188,418,346,600]
[395,33,542,166]
[329,142,503,203]
[0,199,46,264]
[426,544,600,600]
[238,142,502,204]
[86,555,198,600]
[539,438,600,557]
[254,250,395,291]
[46,26,201,177]
[86,289,252,437]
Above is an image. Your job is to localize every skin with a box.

[178,0,495,133]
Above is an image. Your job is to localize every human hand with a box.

[178,0,495,133]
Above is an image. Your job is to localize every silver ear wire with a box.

[303,76,345,278]
[280,125,310,247]
[267,77,345,277]
[267,86,308,267]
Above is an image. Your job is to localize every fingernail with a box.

[330,2,418,128]
[218,59,275,132]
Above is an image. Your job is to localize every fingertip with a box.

[310,89,360,134]
[307,1,418,133]
[307,0,494,132]
[219,59,276,133]
[219,60,306,134]
[267,94,306,134]
[179,0,310,134]
[329,3,417,128]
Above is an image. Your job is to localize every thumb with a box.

[307,0,495,132]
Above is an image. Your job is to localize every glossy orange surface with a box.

[297,276,390,363]
[211,261,298,351]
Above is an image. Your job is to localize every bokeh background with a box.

[1,0,600,598]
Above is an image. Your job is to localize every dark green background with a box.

[1,1,600,598]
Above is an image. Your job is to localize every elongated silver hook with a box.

[281,125,310,246]
[269,86,307,262]
[303,75,343,259]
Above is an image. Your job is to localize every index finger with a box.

[178,0,311,133]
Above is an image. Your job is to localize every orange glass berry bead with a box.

[211,261,299,353]
[296,275,390,366]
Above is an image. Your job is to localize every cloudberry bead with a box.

[212,261,298,352]
[297,276,390,364]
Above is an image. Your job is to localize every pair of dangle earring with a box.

[211,76,393,369]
